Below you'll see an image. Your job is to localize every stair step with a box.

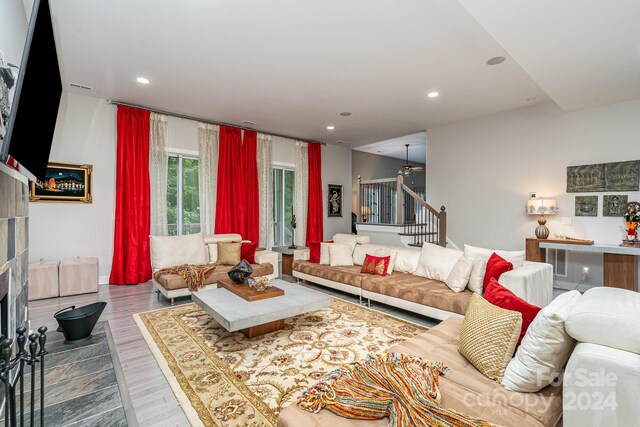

[407,243,423,247]
[398,232,438,236]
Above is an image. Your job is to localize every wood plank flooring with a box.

[28,278,440,426]
[29,282,191,427]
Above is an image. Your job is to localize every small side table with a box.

[271,246,308,276]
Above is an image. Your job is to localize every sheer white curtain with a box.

[294,141,308,247]
[149,113,168,236]
[198,123,219,235]
[257,133,274,249]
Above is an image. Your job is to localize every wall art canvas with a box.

[29,162,92,203]
[603,195,628,217]
[567,160,639,193]
[328,184,343,217]
[575,196,598,217]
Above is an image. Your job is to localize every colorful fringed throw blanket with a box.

[298,353,499,427]
[154,264,216,292]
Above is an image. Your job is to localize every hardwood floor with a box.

[28,278,440,426]
[29,282,190,427]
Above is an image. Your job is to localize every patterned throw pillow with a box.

[215,242,242,266]
[360,254,391,276]
[458,294,522,382]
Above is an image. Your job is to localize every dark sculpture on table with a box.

[289,207,297,249]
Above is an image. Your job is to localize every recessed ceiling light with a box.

[340,112,352,116]
[326,125,335,130]
[486,56,506,65]
[427,91,439,98]
[136,77,150,84]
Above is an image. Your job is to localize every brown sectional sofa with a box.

[293,260,473,316]
[278,317,562,427]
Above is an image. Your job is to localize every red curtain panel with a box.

[109,106,152,285]
[215,125,245,235]
[243,130,260,243]
[306,142,324,246]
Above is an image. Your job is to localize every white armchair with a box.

[500,261,554,307]
[563,287,640,427]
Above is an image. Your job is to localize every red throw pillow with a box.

[308,241,321,263]
[483,252,513,290]
[484,277,541,347]
[360,254,391,276]
[241,242,258,264]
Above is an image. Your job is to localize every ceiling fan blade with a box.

[410,166,425,171]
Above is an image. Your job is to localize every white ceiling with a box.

[47,0,639,147]
[458,0,640,111]
[48,0,548,147]
[353,132,426,163]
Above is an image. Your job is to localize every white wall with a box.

[322,143,352,240]
[29,94,353,279]
[29,93,117,279]
[0,0,28,67]
[427,99,640,286]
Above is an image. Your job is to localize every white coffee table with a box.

[192,279,332,338]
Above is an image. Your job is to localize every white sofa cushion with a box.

[203,233,242,244]
[319,242,333,265]
[333,233,370,245]
[352,244,398,274]
[329,244,355,267]
[565,287,640,354]
[353,244,381,265]
[502,290,581,392]
[444,257,474,292]
[332,234,358,253]
[150,233,208,271]
[415,243,463,282]
[464,245,525,294]
[394,248,421,274]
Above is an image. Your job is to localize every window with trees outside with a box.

[273,167,295,246]
[167,154,200,236]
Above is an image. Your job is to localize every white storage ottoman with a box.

[28,261,60,301]
[59,257,99,296]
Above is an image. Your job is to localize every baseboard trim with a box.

[99,275,110,285]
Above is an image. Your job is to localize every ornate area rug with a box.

[134,300,427,427]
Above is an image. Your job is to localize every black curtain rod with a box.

[106,99,326,145]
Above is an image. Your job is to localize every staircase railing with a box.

[356,174,446,247]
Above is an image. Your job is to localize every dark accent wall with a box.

[351,150,426,213]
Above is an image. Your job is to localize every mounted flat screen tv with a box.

[1,0,62,181]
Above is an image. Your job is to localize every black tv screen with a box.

[3,0,62,181]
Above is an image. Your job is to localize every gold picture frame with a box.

[29,162,93,203]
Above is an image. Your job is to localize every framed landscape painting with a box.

[328,184,343,217]
[29,162,93,203]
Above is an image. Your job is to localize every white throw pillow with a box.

[501,290,581,393]
[150,233,207,270]
[207,244,218,264]
[374,246,399,275]
[444,257,473,292]
[415,243,463,282]
[329,244,355,267]
[394,248,422,274]
[464,245,525,294]
[332,234,358,253]
[333,233,370,245]
[352,244,382,265]
[319,242,333,265]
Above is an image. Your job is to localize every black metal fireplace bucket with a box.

[54,302,107,341]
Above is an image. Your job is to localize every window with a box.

[273,167,295,246]
[167,154,200,236]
